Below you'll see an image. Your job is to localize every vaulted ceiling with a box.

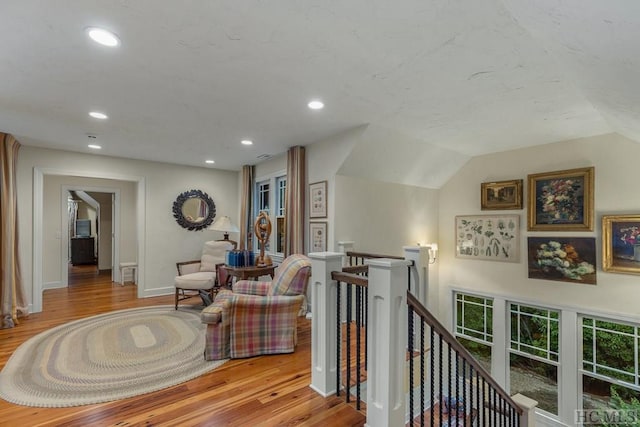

[1,1,638,187]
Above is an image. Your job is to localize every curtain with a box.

[1,133,27,328]
[239,165,254,250]
[285,146,305,256]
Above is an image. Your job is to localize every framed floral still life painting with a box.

[527,166,594,231]
[481,179,523,210]
[455,214,519,262]
[527,237,597,284]
[602,215,640,275]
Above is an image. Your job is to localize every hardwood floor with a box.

[0,271,366,427]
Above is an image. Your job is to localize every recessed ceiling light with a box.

[308,100,324,110]
[241,140,253,146]
[205,159,215,164]
[86,27,121,47]
[88,144,102,150]
[89,111,108,119]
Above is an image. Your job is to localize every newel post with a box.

[512,393,538,427]
[365,258,411,427]
[308,252,344,397]
[336,241,355,266]
[403,245,429,307]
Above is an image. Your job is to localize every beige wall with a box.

[17,146,239,311]
[334,174,439,257]
[438,132,640,319]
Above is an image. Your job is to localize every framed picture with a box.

[527,237,597,284]
[455,214,520,262]
[481,179,523,210]
[527,166,594,231]
[309,222,327,252]
[309,181,327,218]
[602,215,640,275]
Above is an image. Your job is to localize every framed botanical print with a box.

[602,214,640,275]
[527,166,594,231]
[309,181,327,218]
[309,222,327,252]
[455,214,520,262]
[481,179,523,210]
[527,237,597,284]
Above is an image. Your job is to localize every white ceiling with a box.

[1,1,638,185]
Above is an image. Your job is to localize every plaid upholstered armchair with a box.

[200,254,311,360]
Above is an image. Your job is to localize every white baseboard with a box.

[43,281,65,290]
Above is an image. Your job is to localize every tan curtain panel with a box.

[1,133,28,328]
[285,146,306,256]
[239,165,254,251]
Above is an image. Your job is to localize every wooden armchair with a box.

[174,240,235,309]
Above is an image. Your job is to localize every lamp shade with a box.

[209,216,239,233]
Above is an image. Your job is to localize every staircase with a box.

[308,248,537,427]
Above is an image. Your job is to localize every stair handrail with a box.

[407,291,524,416]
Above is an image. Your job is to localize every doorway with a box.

[33,167,145,314]
[66,190,115,286]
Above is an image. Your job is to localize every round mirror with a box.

[172,189,216,231]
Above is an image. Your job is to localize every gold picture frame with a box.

[527,166,594,231]
[602,214,640,275]
[481,179,523,210]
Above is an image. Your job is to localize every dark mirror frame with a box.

[172,189,216,231]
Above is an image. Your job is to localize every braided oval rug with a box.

[0,306,227,407]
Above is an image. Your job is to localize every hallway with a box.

[67,264,112,287]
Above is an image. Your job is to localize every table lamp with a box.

[209,216,239,243]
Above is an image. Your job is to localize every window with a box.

[582,316,640,410]
[509,303,560,415]
[454,292,493,372]
[254,173,286,256]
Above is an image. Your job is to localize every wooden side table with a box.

[223,264,276,284]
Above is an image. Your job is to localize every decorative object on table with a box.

[309,180,327,218]
[225,249,255,267]
[527,167,594,231]
[172,189,216,231]
[309,221,327,252]
[527,237,597,284]
[254,211,272,266]
[455,214,520,262]
[602,214,640,275]
[209,215,239,245]
[481,179,523,210]
[0,306,228,407]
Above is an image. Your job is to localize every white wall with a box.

[88,191,114,271]
[17,146,239,310]
[438,132,640,319]
[334,175,439,257]
[307,126,364,252]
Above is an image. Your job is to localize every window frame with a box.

[580,314,640,392]
[254,170,286,259]
[454,291,494,346]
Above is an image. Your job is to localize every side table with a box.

[224,264,276,282]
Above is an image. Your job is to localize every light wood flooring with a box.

[0,266,366,427]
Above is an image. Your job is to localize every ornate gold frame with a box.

[602,214,640,275]
[480,179,523,210]
[527,166,594,231]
